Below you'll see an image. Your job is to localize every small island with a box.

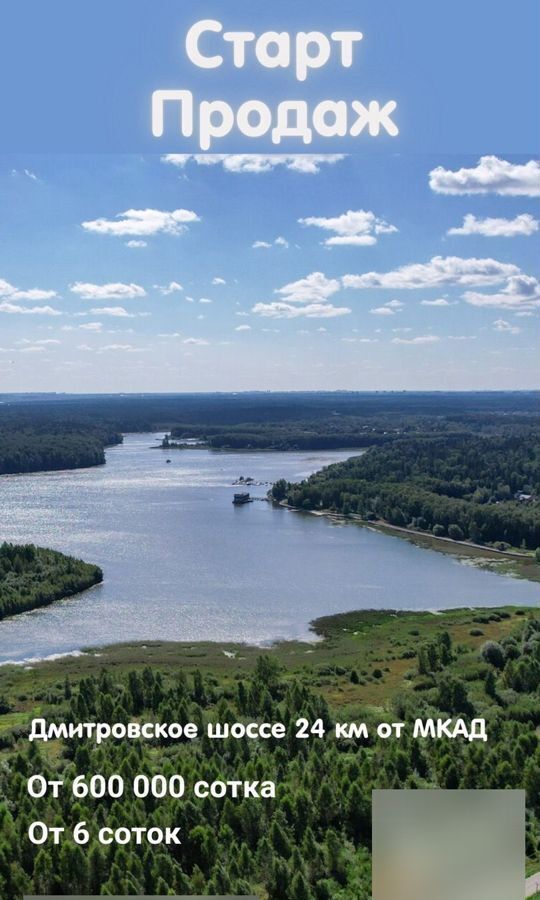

[0,542,102,620]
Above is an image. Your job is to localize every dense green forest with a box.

[0,609,539,897]
[0,391,538,471]
[277,431,540,551]
[0,544,102,620]
[0,426,121,475]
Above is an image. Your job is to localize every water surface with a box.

[0,434,538,663]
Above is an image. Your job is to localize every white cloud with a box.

[252,301,350,319]
[11,168,39,182]
[88,306,135,318]
[199,297,212,304]
[370,299,403,316]
[100,344,134,352]
[0,278,57,302]
[253,237,289,249]
[493,318,521,334]
[82,208,200,237]
[212,277,226,285]
[429,156,540,196]
[125,240,148,248]
[463,275,540,310]
[392,335,441,345]
[235,324,251,331]
[253,271,347,318]
[0,301,61,316]
[343,256,519,290]
[155,281,183,295]
[79,322,103,331]
[299,209,398,246]
[420,298,451,306]
[447,213,539,237]
[276,272,340,304]
[342,336,379,343]
[161,154,346,174]
[18,338,60,346]
[183,337,209,345]
[70,282,146,301]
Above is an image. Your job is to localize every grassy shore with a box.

[0,605,534,741]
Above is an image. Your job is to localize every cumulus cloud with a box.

[235,324,251,331]
[342,256,519,290]
[81,208,200,237]
[0,301,61,315]
[420,298,452,306]
[253,271,348,318]
[88,306,135,318]
[212,277,226,285]
[252,301,350,319]
[155,281,183,295]
[78,322,103,331]
[447,213,539,237]
[253,236,289,249]
[161,154,346,174]
[392,334,440,345]
[125,240,147,248]
[429,156,540,196]
[100,344,135,352]
[299,209,398,246]
[70,282,146,301]
[0,278,57,302]
[183,337,209,345]
[463,274,540,310]
[370,300,404,316]
[276,272,340,304]
[493,318,521,334]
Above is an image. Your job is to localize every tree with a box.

[481,640,505,670]
[272,479,288,502]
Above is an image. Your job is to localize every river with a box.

[0,433,538,663]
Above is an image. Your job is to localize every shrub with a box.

[480,640,505,670]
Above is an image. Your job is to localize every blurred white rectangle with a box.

[372,789,525,900]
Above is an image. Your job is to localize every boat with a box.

[233,492,252,505]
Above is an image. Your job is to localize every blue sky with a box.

[1,0,538,154]
[0,152,539,391]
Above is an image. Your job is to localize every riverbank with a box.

[276,500,540,583]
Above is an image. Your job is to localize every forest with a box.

[0,391,538,472]
[0,426,121,476]
[0,543,102,620]
[278,430,540,551]
[0,608,539,898]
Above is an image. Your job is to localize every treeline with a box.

[0,391,538,473]
[167,421,398,451]
[2,616,540,897]
[0,543,102,620]
[0,426,121,475]
[278,432,540,550]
